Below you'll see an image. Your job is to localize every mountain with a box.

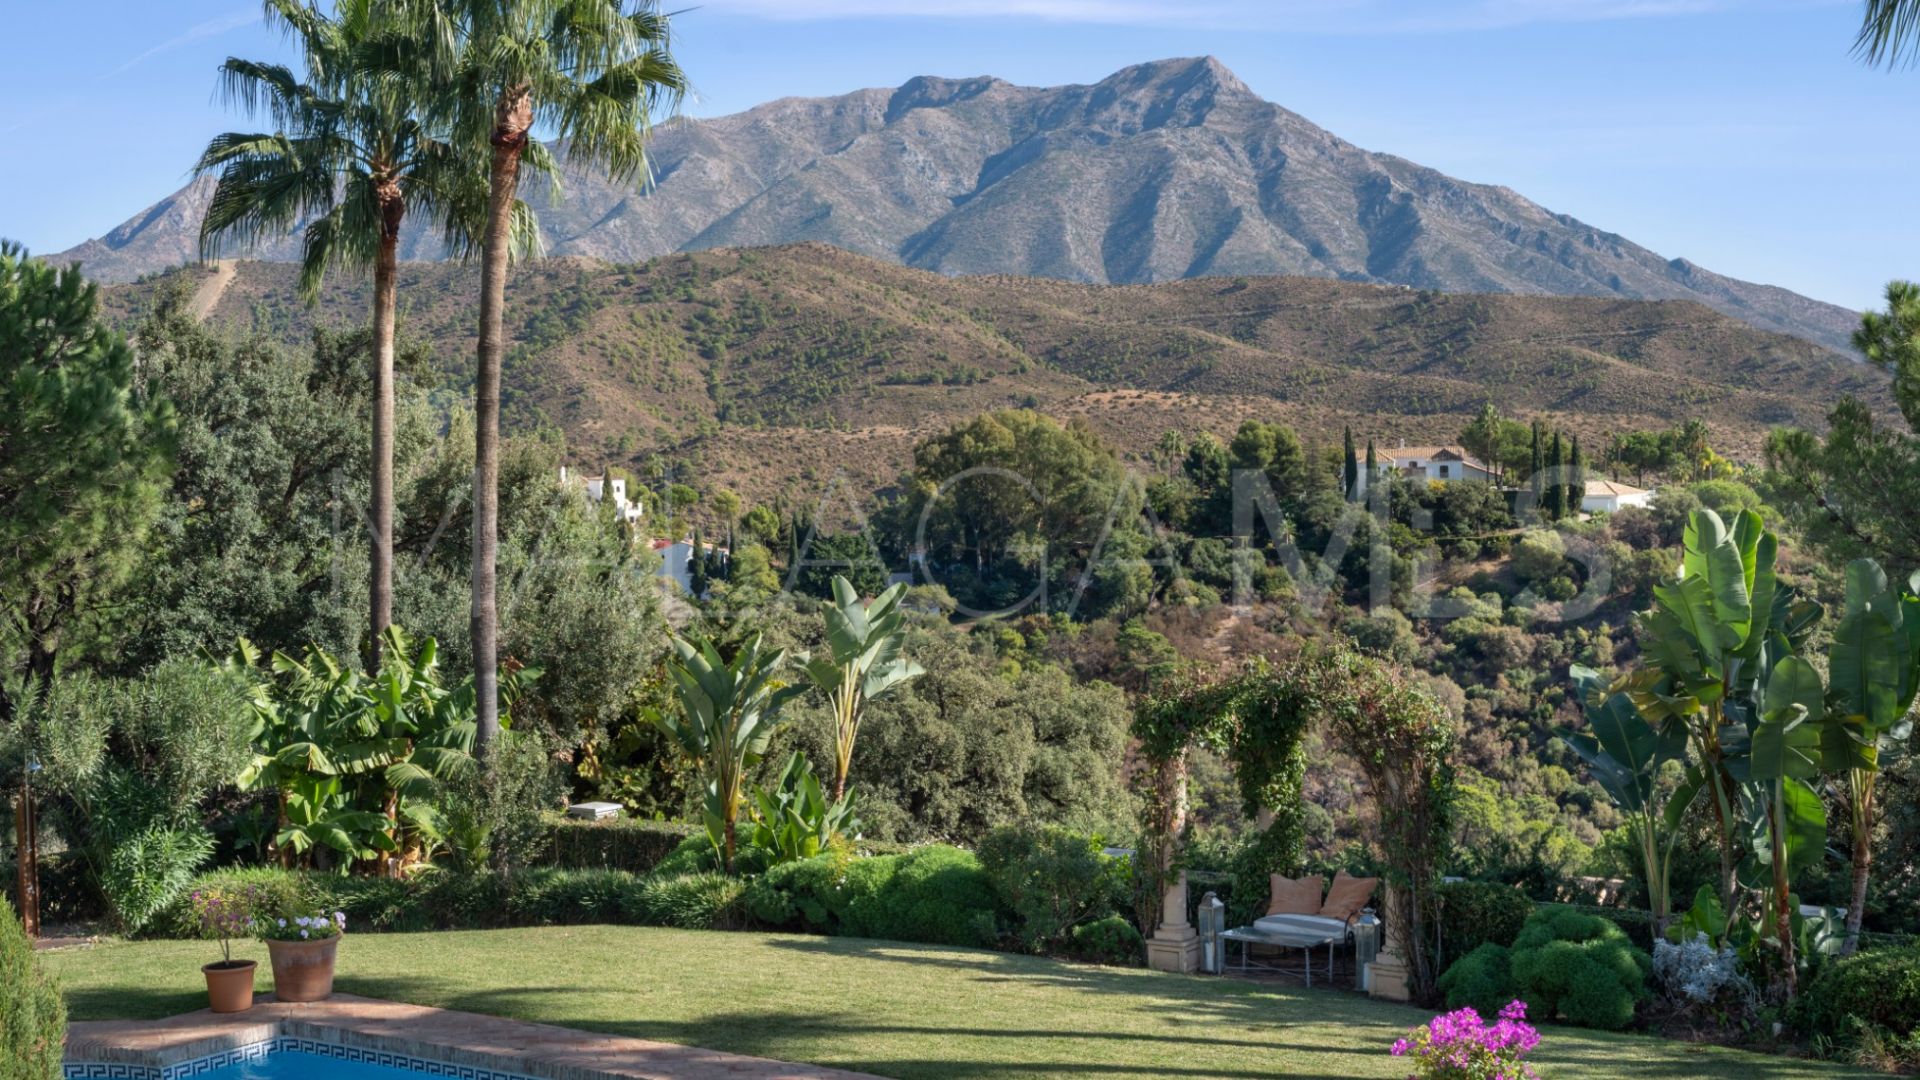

[100,246,1890,504]
[55,57,1859,353]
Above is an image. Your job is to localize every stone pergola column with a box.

[1145,752,1200,973]
[1366,884,1412,1000]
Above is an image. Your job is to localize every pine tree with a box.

[1,247,175,933]
[1343,426,1359,501]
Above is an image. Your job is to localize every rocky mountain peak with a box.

[52,57,1858,353]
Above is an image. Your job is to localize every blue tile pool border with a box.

[64,1036,541,1080]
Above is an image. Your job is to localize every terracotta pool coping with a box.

[65,993,882,1080]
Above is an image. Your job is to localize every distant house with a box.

[1581,479,1654,515]
[561,466,643,524]
[652,537,728,597]
[1359,444,1497,495]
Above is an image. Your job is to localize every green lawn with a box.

[45,926,1866,1080]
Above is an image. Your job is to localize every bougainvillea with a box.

[1392,1000,1542,1080]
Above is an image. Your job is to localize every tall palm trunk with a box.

[472,88,531,754]
[369,180,403,674]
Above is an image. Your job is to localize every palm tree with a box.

[196,0,499,671]
[1860,1,1920,66]
[418,0,684,750]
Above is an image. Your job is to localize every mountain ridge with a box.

[57,56,1859,352]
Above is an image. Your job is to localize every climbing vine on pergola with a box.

[1133,645,1457,1003]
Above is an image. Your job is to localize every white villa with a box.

[652,537,727,597]
[560,466,644,525]
[1581,479,1655,514]
[1358,444,1498,496]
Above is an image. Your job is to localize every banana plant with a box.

[746,751,858,864]
[223,626,528,871]
[1623,509,1819,914]
[1726,654,1826,996]
[275,773,398,863]
[1821,560,1920,953]
[803,576,925,801]
[652,632,808,873]
[1558,665,1694,932]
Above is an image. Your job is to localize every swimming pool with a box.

[64,1038,538,1080]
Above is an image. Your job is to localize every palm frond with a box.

[1857,0,1920,68]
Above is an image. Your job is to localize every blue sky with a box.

[3,0,1915,311]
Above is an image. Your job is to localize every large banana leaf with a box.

[1745,657,1824,783]
[1831,604,1901,733]
[1557,666,1686,814]
[1743,778,1828,876]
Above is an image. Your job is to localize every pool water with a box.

[190,1049,532,1080]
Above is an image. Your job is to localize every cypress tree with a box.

[1364,439,1377,499]
[689,525,707,597]
[1343,426,1359,501]
[1546,432,1566,519]
[1568,436,1586,517]
[1529,421,1545,513]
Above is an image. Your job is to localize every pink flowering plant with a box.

[256,910,347,943]
[1391,1000,1542,1080]
[192,885,265,966]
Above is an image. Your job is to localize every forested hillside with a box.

[104,244,1890,506]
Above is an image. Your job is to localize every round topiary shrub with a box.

[854,844,1000,948]
[1791,942,1920,1048]
[1506,905,1651,1030]
[1439,942,1517,1018]
[1,896,64,1080]
[1069,915,1143,966]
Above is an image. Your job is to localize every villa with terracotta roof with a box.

[1581,478,1656,514]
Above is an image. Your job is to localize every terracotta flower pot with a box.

[266,935,339,1002]
[202,959,257,1013]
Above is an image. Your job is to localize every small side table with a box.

[1221,925,1339,986]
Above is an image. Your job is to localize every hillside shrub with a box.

[1438,906,1649,1030]
[0,897,63,1080]
[1791,943,1920,1054]
[1435,880,1534,968]
[1068,915,1143,965]
[978,824,1121,950]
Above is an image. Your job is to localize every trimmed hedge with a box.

[1436,880,1534,968]
[1,896,64,1080]
[1792,942,1920,1048]
[540,815,702,874]
[745,844,1001,947]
